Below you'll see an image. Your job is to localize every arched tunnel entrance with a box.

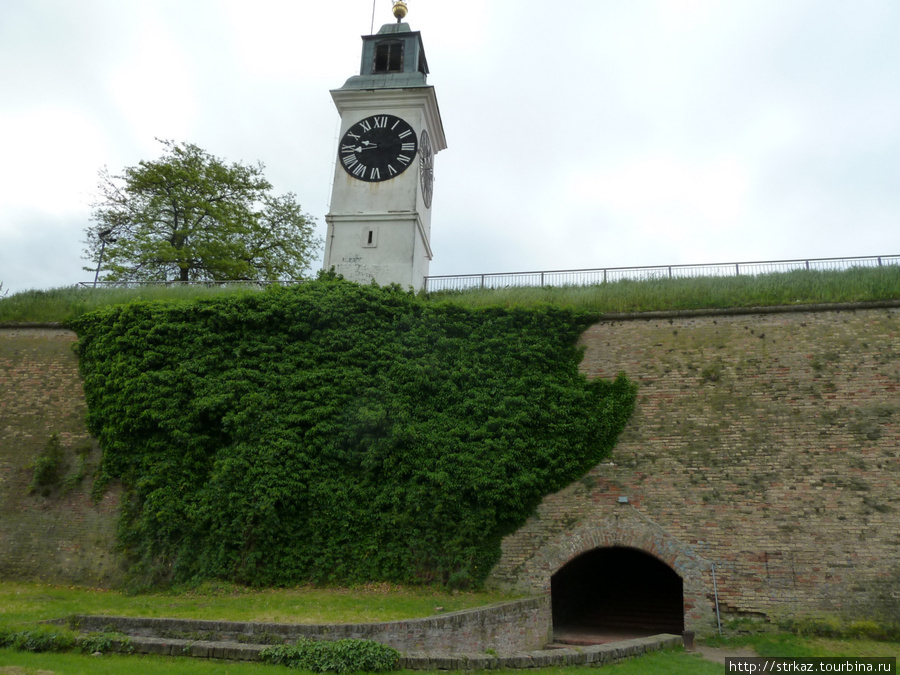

[551,546,684,643]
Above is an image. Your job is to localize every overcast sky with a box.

[1,0,899,293]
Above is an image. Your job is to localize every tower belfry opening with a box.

[551,547,684,644]
[374,40,404,73]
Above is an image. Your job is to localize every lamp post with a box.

[92,228,117,287]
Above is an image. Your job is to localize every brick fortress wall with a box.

[3,310,899,628]
[0,327,121,586]
[487,305,900,632]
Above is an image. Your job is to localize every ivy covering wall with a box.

[70,277,635,589]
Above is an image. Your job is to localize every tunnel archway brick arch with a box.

[506,509,718,634]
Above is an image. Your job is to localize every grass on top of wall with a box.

[0,283,263,324]
[2,266,900,324]
[428,265,900,313]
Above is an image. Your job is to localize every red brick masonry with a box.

[488,305,900,632]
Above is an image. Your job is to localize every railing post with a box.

[480,274,485,289]
[735,263,740,276]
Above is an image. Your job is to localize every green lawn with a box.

[0,649,293,673]
[713,634,899,658]
[0,647,720,675]
[4,640,896,674]
[0,581,517,673]
[0,581,517,628]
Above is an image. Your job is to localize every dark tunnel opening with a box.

[551,546,684,642]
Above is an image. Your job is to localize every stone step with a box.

[109,635,266,661]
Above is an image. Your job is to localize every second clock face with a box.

[419,129,434,209]
[339,114,418,183]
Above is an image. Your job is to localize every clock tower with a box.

[323,1,447,290]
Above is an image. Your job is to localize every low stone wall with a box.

[70,596,552,655]
[400,634,682,670]
[100,633,682,669]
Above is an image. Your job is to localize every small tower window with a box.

[374,41,403,73]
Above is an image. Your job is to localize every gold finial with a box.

[392,1,408,22]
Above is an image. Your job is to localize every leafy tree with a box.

[83,140,321,283]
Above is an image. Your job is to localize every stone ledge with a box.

[401,633,682,669]
[108,633,682,669]
[112,636,266,661]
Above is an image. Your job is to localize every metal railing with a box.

[423,255,900,293]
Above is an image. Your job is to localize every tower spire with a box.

[392,1,408,23]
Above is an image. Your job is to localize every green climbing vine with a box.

[69,275,635,589]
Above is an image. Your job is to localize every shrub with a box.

[775,614,900,642]
[260,638,400,673]
[784,615,843,638]
[77,630,133,654]
[29,433,65,495]
[0,625,77,652]
[844,620,893,641]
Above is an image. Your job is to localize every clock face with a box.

[419,129,434,209]
[339,114,418,183]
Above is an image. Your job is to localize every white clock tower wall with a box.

[323,10,446,291]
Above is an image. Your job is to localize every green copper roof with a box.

[337,22,430,91]
[376,22,412,34]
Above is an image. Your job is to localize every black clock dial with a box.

[339,114,418,182]
[419,128,434,209]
